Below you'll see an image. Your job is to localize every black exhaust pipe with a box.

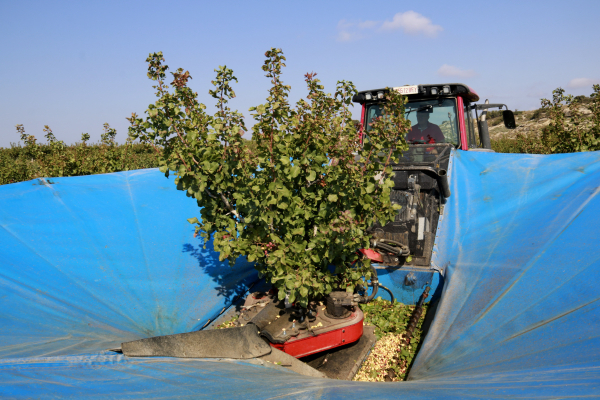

[437,169,451,198]
[478,120,492,149]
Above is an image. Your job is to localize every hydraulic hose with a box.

[368,282,395,304]
[378,284,395,304]
[376,243,402,255]
[375,239,410,256]
[361,264,379,303]
[378,238,406,247]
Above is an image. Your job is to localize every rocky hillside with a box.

[487,95,595,140]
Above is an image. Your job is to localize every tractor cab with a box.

[353,84,515,267]
[352,83,516,151]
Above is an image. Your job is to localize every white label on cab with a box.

[394,85,419,95]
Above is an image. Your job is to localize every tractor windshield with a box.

[365,98,459,146]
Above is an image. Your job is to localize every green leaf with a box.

[299,286,308,298]
[288,291,296,303]
[328,194,338,202]
[187,217,199,224]
[290,165,301,178]
[307,170,316,182]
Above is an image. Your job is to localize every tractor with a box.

[354,83,515,267]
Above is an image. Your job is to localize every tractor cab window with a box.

[463,103,480,148]
[365,98,460,146]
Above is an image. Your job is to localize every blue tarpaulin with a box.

[1,150,600,398]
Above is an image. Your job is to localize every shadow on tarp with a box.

[182,240,259,325]
[2,149,600,398]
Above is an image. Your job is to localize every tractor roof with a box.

[352,83,479,103]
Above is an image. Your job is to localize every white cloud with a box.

[358,20,378,29]
[380,11,443,37]
[337,19,353,31]
[336,19,364,42]
[437,64,477,79]
[336,11,442,42]
[567,78,599,89]
[336,30,355,42]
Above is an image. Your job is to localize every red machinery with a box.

[235,289,366,358]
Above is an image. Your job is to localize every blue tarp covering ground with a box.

[1,150,600,398]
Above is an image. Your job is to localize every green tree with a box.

[491,84,600,154]
[128,49,409,307]
[541,85,600,153]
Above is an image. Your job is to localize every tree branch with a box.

[205,189,245,223]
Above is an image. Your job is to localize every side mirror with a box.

[503,110,516,129]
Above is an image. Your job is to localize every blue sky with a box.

[1,0,599,147]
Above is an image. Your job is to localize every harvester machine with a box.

[118,83,515,380]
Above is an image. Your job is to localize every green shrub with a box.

[540,85,600,153]
[128,49,409,308]
[574,95,592,105]
[0,124,161,185]
[491,84,600,154]
[530,108,544,120]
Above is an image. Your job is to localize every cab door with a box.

[464,102,480,149]
[457,96,479,150]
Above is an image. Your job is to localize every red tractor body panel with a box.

[457,95,468,150]
[271,309,364,358]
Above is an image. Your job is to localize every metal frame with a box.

[456,96,468,150]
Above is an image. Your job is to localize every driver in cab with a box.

[406,109,445,144]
